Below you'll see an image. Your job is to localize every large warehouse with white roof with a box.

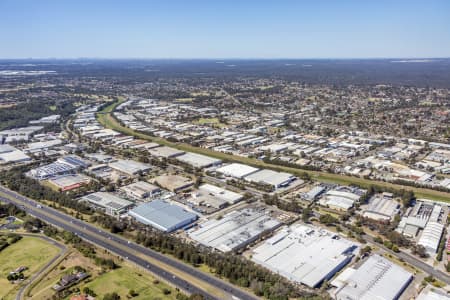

[188,207,280,252]
[216,163,259,179]
[251,224,358,288]
[109,159,151,176]
[244,169,296,190]
[333,254,413,300]
[176,152,222,169]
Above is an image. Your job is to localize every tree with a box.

[103,292,120,300]
[302,207,312,222]
[83,287,96,297]
[319,214,338,226]
[412,244,429,258]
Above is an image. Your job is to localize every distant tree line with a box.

[0,99,76,131]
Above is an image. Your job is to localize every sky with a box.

[1,0,449,59]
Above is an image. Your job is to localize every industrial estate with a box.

[0,58,450,300]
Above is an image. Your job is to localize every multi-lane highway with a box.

[0,185,259,300]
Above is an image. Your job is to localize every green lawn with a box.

[0,236,60,300]
[82,265,178,299]
[97,101,450,203]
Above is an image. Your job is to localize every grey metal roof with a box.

[129,200,198,232]
[335,254,413,300]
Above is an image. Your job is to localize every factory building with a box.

[108,159,151,176]
[0,144,30,164]
[252,224,358,288]
[120,181,161,200]
[362,193,400,221]
[28,155,90,180]
[0,126,43,143]
[176,152,222,169]
[188,207,281,252]
[198,184,243,204]
[148,146,185,158]
[319,188,362,211]
[303,186,326,202]
[244,169,297,190]
[48,174,91,191]
[216,163,259,179]
[129,199,198,232]
[332,254,413,300]
[81,192,134,216]
[188,184,243,211]
[418,221,444,254]
[24,139,63,153]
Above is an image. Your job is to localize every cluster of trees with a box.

[262,157,320,175]
[0,233,22,252]
[363,184,415,208]
[436,228,447,261]
[263,194,302,213]
[0,99,76,130]
[134,229,322,300]
[7,271,24,281]
[0,168,93,215]
[0,203,25,218]
[61,231,117,269]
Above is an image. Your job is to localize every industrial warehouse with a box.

[215,163,259,179]
[187,184,243,213]
[188,207,281,252]
[108,159,151,176]
[244,169,297,190]
[318,187,364,211]
[28,155,90,180]
[81,192,133,216]
[128,199,198,232]
[148,146,185,158]
[120,181,161,200]
[251,224,358,288]
[48,174,91,191]
[362,192,400,221]
[332,254,413,300]
[176,152,222,169]
[0,144,30,164]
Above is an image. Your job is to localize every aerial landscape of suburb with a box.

[0,1,449,300]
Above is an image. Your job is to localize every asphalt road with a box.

[0,185,259,300]
[363,234,450,285]
[16,234,67,300]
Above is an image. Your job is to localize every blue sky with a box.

[0,0,449,59]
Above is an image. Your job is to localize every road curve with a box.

[16,234,67,300]
[363,234,450,285]
[0,185,259,300]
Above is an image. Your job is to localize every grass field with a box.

[82,264,178,300]
[194,117,226,128]
[97,101,450,203]
[0,236,60,300]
